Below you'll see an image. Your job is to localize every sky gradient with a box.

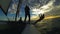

[0,0,60,21]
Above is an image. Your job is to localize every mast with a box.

[15,0,23,21]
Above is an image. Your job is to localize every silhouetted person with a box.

[24,5,30,22]
[33,14,44,25]
[18,17,22,24]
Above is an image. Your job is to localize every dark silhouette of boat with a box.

[0,0,45,34]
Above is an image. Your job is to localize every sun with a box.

[31,8,44,16]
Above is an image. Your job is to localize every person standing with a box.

[24,5,30,22]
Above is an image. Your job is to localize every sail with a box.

[0,0,11,15]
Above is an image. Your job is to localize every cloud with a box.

[31,0,55,16]
[39,0,55,13]
[54,0,60,6]
[8,8,17,14]
[8,0,18,14]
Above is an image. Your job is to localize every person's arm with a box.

[33,14,45,25]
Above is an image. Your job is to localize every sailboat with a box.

[0,0,44,34]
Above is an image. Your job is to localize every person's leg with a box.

[24,14,27,22]
[28,14,30,23]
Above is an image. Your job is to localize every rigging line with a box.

[0,5,7,16]
[0,7,10,21]
[15,0,20,21]
[0,0,12,21]
[6,0,12,16]
[15,0,23,21]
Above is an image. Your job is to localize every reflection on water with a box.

[0,22,7,24]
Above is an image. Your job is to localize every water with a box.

[0,22,7,24]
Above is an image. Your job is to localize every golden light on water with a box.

[31,16,60,20]
[44,16,60,20]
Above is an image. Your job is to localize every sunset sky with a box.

[0,0,60,21]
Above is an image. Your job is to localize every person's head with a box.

[25,5,29,7]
